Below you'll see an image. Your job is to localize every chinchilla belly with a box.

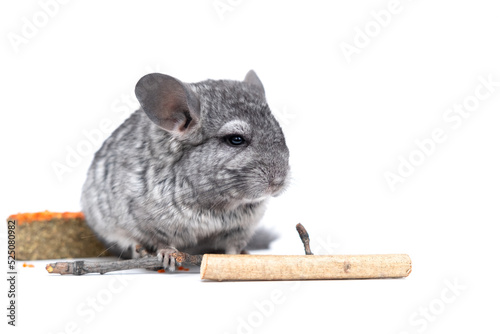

[131,203,267,254]
[84,196,267,257]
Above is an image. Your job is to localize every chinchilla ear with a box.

[244,70,265,96]
[135,73,200,136]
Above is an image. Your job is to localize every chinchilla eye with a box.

[225,135,245,146]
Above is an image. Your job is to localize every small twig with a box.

[47,224,314,275]
[46,249,202,275]
[46,257,163,275]
[296,223,313,255]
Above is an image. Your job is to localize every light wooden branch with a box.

[200,254,412,281]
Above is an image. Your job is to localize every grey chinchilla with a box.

[81,70,290,270]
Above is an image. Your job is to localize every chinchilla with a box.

[81,70,290,270]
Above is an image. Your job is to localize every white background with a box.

[1,0,499,333]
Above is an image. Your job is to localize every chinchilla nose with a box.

[262,143,289,194]
[266,164,289,195]
[269,175,285,188]
[268,177,287,196]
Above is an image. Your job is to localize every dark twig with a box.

[46,247,202,275]
[46,257,163,275]
[296,223,313,255]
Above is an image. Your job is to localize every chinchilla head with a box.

[135,70,290,210]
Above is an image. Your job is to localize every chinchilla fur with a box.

[81,71,289,264]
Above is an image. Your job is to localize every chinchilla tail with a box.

[246,227,279,250]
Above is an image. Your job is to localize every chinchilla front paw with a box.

[157,247,179,272]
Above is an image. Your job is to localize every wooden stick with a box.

[46,250,202,275]
[46,257,163,275]
[200,254,412,281]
